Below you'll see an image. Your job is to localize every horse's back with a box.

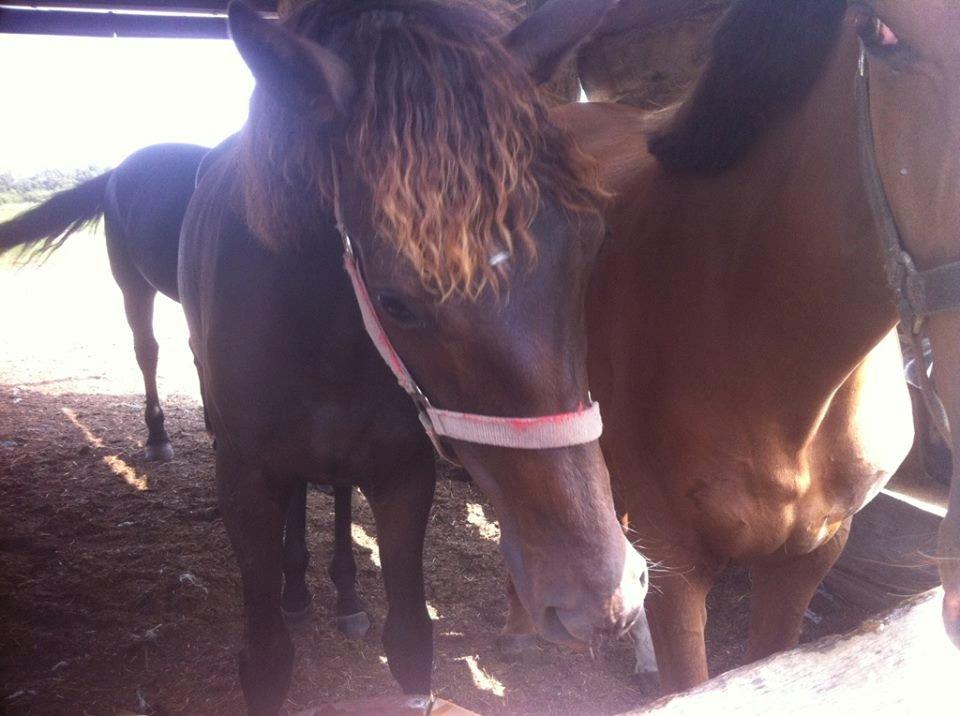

[105,143,210,301]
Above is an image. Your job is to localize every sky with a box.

[0,33,255,176]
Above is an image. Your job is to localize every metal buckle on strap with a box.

[887,250,927,335]
[340,227,355,258]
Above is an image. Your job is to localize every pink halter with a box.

[331,174,603,463]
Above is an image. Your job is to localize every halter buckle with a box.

[341,230,355,258]
[888,250,927,335]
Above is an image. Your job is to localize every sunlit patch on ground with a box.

[61,406,149,491]
[350,521,382,569]
[466,502,500,542]
[351,519,442,621]
[459,654,506,699]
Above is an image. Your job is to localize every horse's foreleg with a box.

[363,461,435,694]
[496,575,538,657]
[119,279,172,461]
[645,566,712,693]
[745,517,851,662]
[281,481,312,619]
[217,448,293,716]
[329,485,370,639]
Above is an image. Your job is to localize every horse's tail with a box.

[0,170,113,263]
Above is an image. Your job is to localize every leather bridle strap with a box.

[856,43,959,443]
[329,166,603,463]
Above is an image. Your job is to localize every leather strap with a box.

[857,44,954,443]
[908,260,960,317]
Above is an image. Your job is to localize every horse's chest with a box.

[680,367,913,561]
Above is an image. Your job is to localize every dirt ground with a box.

[0,229,879,715]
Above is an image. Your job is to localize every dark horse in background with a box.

[0,143,205,462]
[0,142,372,635]
[539,0,960,692]
[180,1,645,713]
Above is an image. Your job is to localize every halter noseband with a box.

[330,167,603,464]
[857,42,960,443]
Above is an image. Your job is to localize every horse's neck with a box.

[726,28,897,372]
[728,44,892,346]
[603,29,898,439]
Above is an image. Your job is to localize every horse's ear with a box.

[503,0,617,85]
[228,1,355,119]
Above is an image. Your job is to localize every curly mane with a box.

[240,0,603,300]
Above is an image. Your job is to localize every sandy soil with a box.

[0,228,874,715]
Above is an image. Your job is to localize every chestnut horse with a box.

[543,0,960,692]
[179,1,645,712]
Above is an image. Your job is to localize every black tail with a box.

[0,171,113,263]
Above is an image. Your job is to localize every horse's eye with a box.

[377,294,418,326]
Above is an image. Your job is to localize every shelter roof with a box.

[0,1,277,38]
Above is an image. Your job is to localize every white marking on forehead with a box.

[489,251,510,267]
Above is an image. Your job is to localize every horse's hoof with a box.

[144,442,175,462]
[496,633,537,659]
[282,598,313,624]
[336,611,371,640]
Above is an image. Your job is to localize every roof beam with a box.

[0,1,277,38]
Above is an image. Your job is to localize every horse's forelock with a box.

[240,0,604,300]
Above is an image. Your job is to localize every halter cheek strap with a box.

[331,172,603,463]
[857,43,960,444]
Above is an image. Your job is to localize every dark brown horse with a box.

[0,143,206,461]
[536,0,960,692]
[0,141,373,637]
[179,1,645,712]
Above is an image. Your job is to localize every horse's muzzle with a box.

[535,537,649,646]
